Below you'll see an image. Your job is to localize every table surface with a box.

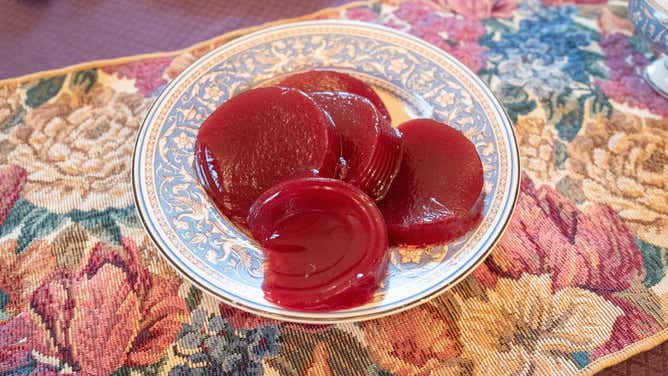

[0,0,346,79]
[0,1,665,375]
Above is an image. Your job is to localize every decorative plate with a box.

[133,20,520,323]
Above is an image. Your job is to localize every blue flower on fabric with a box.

[169,308,281,376]
[496,53,573,99]
[483,1,600,98]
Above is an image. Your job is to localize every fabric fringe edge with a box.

[583,329,668,375]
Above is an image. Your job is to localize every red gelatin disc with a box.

[194,87,339,227]
[279,70,392,123]
[311,92,403,200]
[247,178,389,311]
[378,119,484,246]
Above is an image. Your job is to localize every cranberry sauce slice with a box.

[311,92,402,200]
[247,178,389,311]
[194,87,339,227]
[278,70,391,123]
[378,119,484,246]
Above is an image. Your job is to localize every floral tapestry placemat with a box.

[1,0,667,375]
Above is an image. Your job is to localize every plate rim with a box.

[132,19,521,324]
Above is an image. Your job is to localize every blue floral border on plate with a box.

[133,20,520,323]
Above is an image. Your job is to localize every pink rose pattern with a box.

[102,56,173,96]
[2,0,668,374]
[484,175,661,360]
[0,165,26,225]
[595,33,668,117]
[2,238,188,374]
[433,0,518,19]
[388,0,489,71]
[344,6,379,22]
[542,0,607,5]
[491,176,643,293]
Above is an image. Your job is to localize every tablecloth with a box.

[1,0,667,375]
